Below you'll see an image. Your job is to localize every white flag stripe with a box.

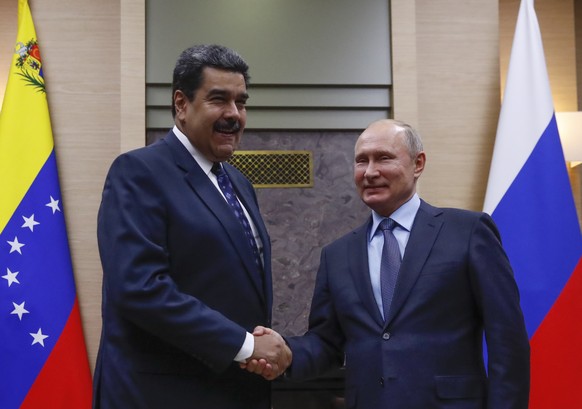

[483,0,554,214]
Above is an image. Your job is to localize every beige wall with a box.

[0,2,17,104]
[392,0,500,211]
[0,0,577,373]
[500,0,577,111]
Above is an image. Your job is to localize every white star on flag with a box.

[45,196,61,214]
[2,268,20,287]
[11,301,29,320]
[21,214,40,232]
[7,237,25,254]
[30,328,49,347]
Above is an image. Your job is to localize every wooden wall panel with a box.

[30,0,123,372]
[500,0,577,112]
[392,0,500,211]
[390,0,419,127]
[0,1,17,107]
[121,0,146,152]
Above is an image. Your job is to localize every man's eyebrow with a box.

[207,88,249,101]
[207,88,228,97]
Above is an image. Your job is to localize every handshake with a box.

[240,326,292,380]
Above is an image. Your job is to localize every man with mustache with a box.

[93,44,290,409]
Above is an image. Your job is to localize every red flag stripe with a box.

[21,298,92,408]
[529,257,582,408]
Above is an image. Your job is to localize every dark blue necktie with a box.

[379,218,401,321]
[212,163,263,271]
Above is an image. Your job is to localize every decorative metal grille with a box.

[228,151,313,188]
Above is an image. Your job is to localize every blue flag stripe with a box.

[491,116,582,337]
[0,150,76,408]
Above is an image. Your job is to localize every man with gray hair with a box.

[248,119,530,409]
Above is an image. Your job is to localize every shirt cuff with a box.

[233,331,254,363]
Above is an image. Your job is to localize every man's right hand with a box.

[240,326,292,380]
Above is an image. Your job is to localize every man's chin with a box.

[363,189,387,201]
[213,146,237,162]
[362,194,389,210]
[363,196,381,206]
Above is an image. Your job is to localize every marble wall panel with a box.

[242,131,370,336]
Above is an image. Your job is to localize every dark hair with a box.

[171,44,250,118]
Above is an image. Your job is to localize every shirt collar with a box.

[369,193,421,241]
[173,125,214,176]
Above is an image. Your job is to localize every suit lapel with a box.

[164,132,267,304]
[349,219,385,326]
[384,201,443,326]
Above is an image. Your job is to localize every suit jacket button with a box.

[379,377,385,386]
[382,332,391,340]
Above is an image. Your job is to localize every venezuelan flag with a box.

[484,0,582,407]
[0,0,92,407]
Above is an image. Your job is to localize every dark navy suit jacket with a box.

[93,131,272,409]
[287,200,530,409]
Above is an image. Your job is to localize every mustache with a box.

[214,120,241,133]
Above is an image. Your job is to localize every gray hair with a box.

[391,119,424,158]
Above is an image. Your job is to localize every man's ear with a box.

[414,151,426,178]
[173,90,187,117]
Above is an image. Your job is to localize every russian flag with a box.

[0,0,92,407]
[483,0,582,407]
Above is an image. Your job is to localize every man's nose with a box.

[364,161,379,177]
[223,101,241,119]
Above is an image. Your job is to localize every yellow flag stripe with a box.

[0,0,54,233]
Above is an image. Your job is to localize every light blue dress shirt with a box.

[368,193,421,320]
